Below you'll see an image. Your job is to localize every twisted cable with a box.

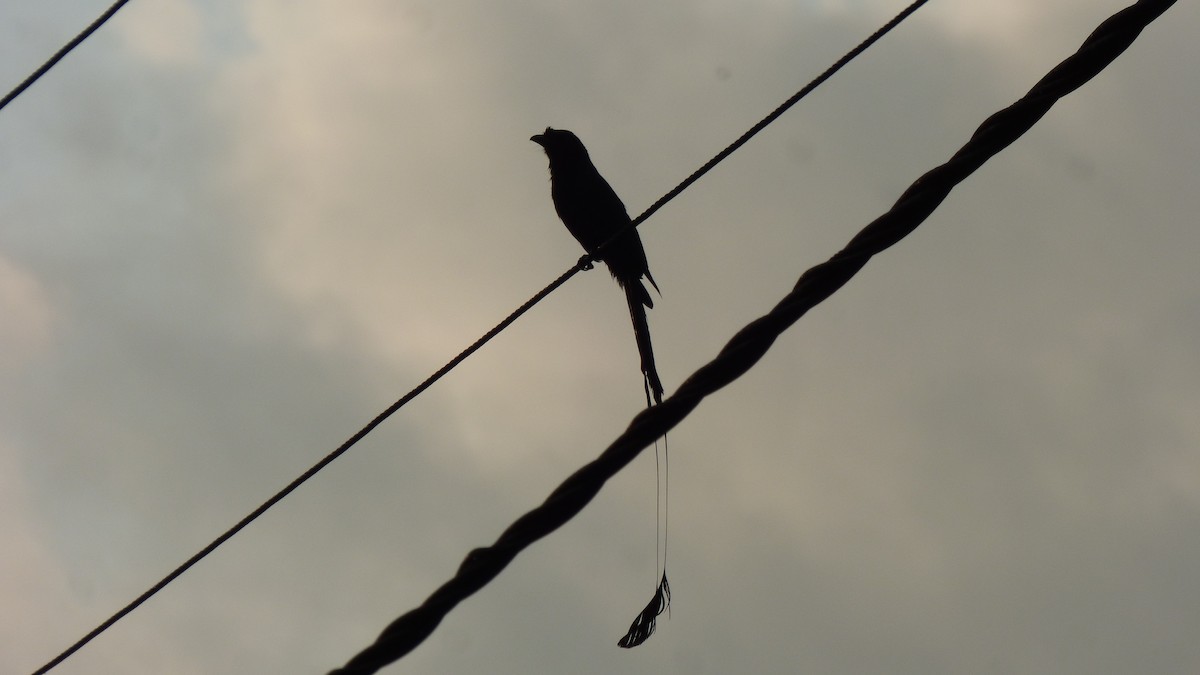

[330,2,1176,672]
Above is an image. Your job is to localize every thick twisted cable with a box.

[329,1,1176,672]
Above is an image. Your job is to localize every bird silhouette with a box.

[531,127,664,404]
[533,127,671,647]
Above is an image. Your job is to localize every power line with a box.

[328,1,1177,672]
[0,0,135,113]
[29,265,582,675]
[29,0,933,672]
[622,0,930,239]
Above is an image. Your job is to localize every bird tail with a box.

[625,280,664,405]
[621,278,671,649]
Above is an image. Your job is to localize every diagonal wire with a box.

[29,1,931,673]
[591,0,930,262]
[0,0,134,113]
[28,265,584,675]
[328,1,1177,672]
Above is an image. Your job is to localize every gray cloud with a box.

[2,0,1198,673]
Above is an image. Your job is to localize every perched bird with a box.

[531,127,664,404]
[533,127,671,648]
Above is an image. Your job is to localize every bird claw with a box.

[577,254,595,271]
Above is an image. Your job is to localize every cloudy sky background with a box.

[2,0,1198,673]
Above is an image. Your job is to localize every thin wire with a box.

[0,0,134,113]
[32,1,934,672]
[30,264,584,675]
[589,0,932,263]
[329,2,1176,671]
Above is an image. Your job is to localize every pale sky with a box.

[3,1,1198,673]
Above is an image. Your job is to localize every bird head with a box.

[530,127,589,162]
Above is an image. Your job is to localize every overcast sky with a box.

[3,1,1198,673]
